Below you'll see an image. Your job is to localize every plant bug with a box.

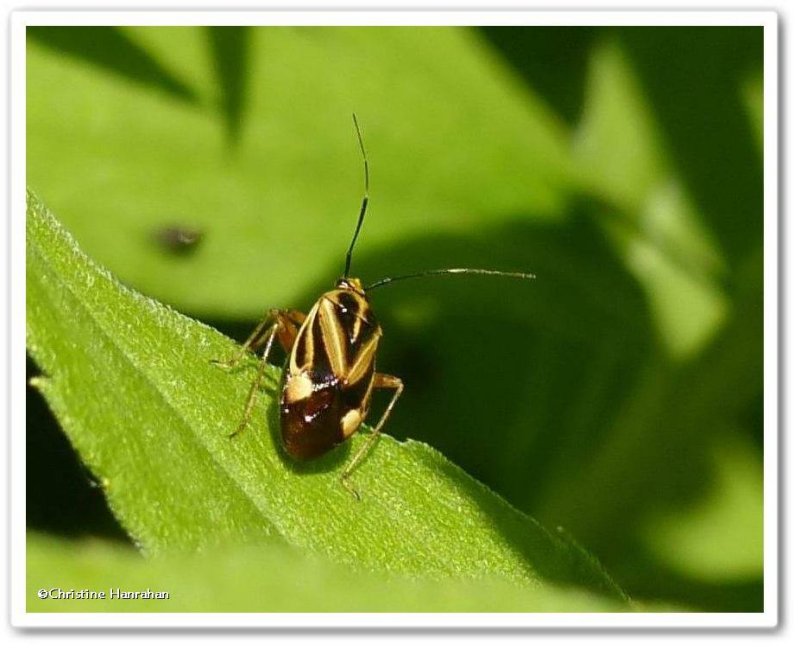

[214,115,535,499]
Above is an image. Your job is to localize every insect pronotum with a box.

[214,115,536,499]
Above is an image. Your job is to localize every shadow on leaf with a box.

[28,26,198,105]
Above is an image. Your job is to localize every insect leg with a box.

[212,308,306,368]
[230,323,278,438]
[274,309,306,355]
[211,311,275,369]
[223,309,307,438]
[340,373,404,500]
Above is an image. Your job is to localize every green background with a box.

[26,25,764,612]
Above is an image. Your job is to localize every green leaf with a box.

[27,534,635,613]
[25,191,628,607]
[574,37,730,361]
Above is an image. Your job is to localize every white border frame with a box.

[10,9,779,629]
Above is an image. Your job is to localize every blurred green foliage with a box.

[28,533,639,613]
[26,25,764,613]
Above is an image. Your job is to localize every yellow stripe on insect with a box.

[347,330,380,385]
[318,299,348,376]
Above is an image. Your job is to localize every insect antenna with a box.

[343,113,369,278]
[365,268,536,292]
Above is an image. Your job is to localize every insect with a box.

[214,115,535,499]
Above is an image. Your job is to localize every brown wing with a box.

[280,369,374,460]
